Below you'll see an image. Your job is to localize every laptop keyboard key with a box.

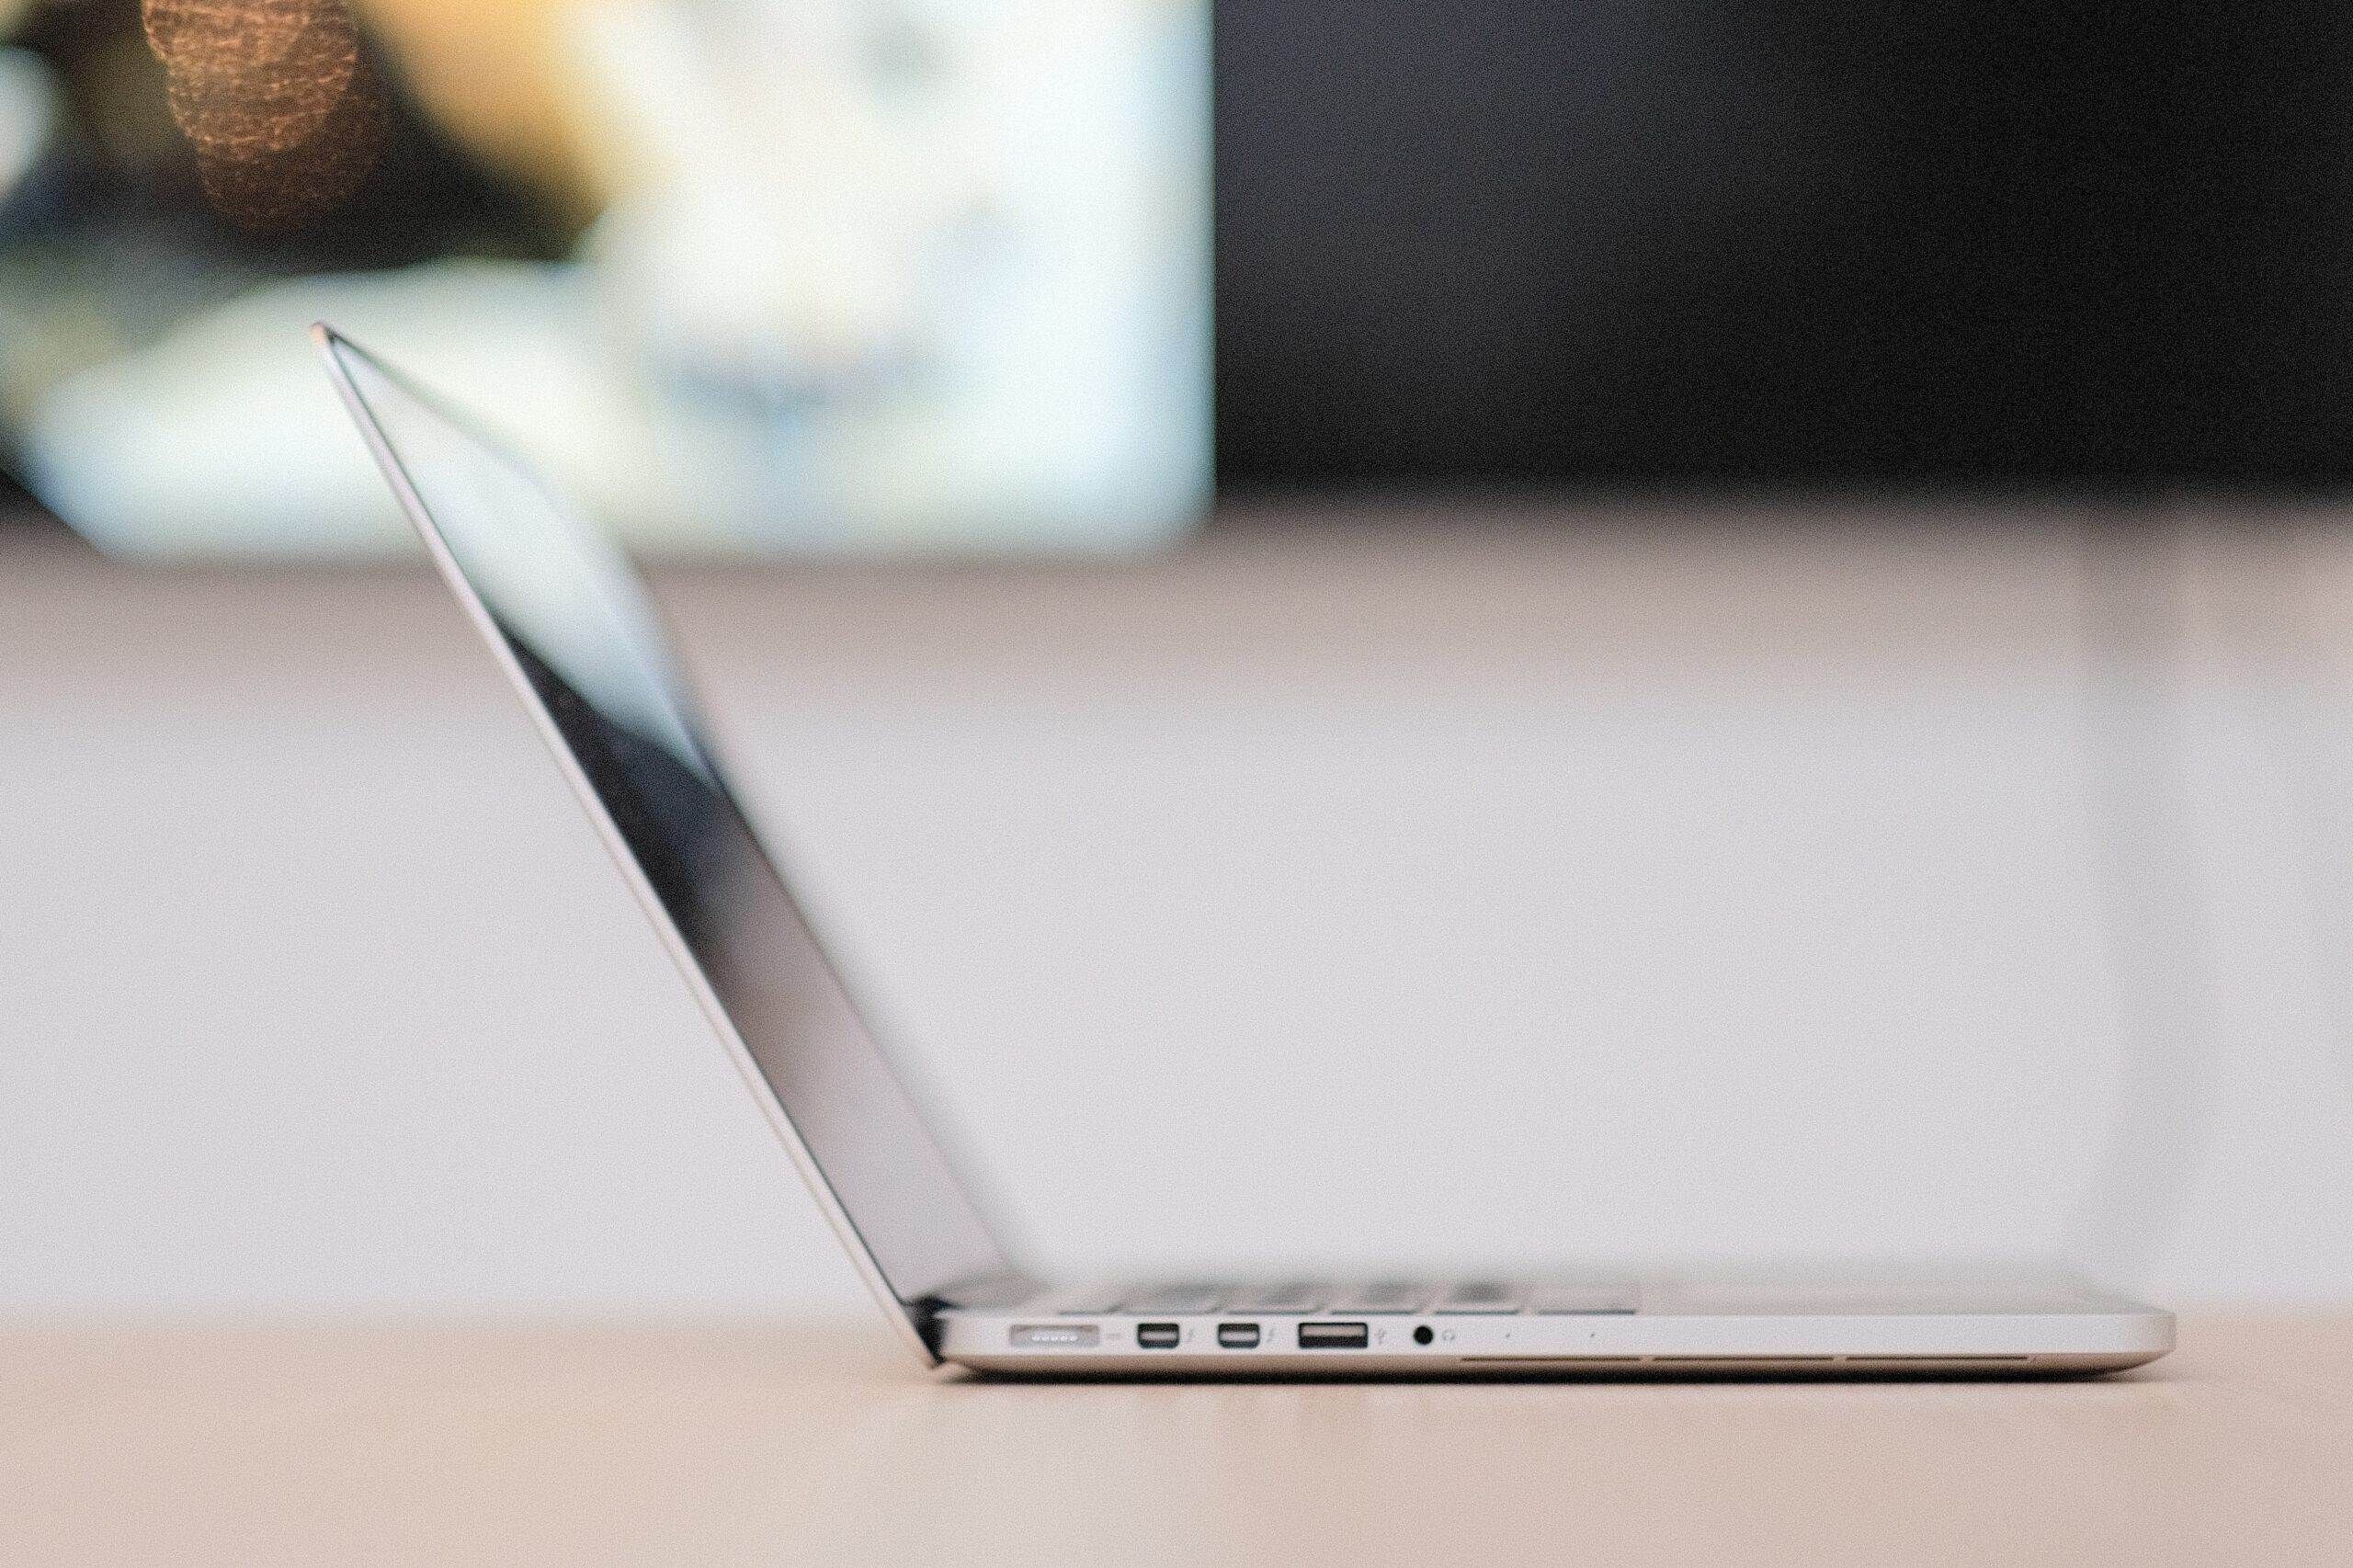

[1433,1281,1527,1314]
[1120,1284,1227,1314]
[1530,1283,1641,1314]
[1224,1282,1327,1312]
[1326,1282,1428,1313]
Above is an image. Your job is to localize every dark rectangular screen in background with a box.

[1215,2,2353,490]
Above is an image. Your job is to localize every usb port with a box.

[1137,1323,1181,1349]
[1298,1321,1370,1349]
[1217,1323,1261,1349]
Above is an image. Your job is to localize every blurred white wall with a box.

[5,504,2352,1317]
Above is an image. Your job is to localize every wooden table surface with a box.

[2,1314,2344,1566]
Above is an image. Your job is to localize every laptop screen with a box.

[320,331,1012,1309]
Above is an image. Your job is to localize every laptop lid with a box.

[314,325,1017,1358]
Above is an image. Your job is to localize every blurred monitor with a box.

[8,2,2353,558]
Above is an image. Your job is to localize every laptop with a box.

[316,324,2174,1377]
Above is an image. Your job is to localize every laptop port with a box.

[1137,1323,1182,1349]
[1298,1321,1370,1349]
[1217,1323,1262,1349]
[1009,1324,1098,1348]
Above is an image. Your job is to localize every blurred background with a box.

[6,1,2353,1317]
[0,0,1208,553]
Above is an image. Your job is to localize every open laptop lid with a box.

[315,325,1017,1360]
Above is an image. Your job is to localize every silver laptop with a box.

[317,325,2174,1378]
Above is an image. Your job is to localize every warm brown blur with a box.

[350,0,589,215]
[142,0,386,230]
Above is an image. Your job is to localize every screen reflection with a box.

[327,332,1013,1308]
